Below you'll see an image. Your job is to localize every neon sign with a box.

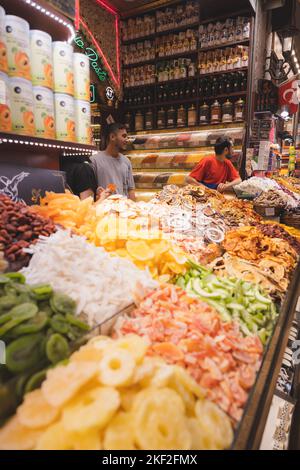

[74,34,108,82]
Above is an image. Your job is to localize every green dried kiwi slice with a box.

[50,314,70,334]
[30,284,53,301]
[5,273,26,284]
[46,333,70,364]
[10,311,49,336]
[66,313,90,331]
[6,333,45,373]
[24,369,48,394]
[0,307,38,337]
[50,293,76,315]
[0,296,18,313]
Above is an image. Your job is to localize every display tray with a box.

[232,261,300,449]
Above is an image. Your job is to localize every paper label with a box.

[265,207,275,216]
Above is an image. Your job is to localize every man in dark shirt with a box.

[60,156,97,200]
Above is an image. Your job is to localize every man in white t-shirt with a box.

[90,123,136,201]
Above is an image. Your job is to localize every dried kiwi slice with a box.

[50,314,70,334]
[10,311,49,336]
[25,369,48,393]
[50,293,76,315]
[30,284,53,301]
[5,273,26,284]
[46,333,70,364]
[6,333,44,373]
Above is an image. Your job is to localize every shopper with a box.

[185,136,242,192]
[90,123,136,201]
[61,156,98,200]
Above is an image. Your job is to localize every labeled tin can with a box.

[0,71,12,132]
[73,52,90,101]
[75,99,91,144]
[52,41,74,95]
[30,30,53,89]
[0,6,8,73]
[5,15,31,80]
[54,93,75,142]
[33,86,55,139]
[9,76,35,136]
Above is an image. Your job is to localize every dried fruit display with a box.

[0,272,90,423]
[114,284,263,422]
[254,223,300,254]
[176,263,277,344]
[0,335,233,450]
[253,190,287,208]
[0,194,56,268]
[222,226,298,275]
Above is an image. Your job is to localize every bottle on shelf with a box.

[211,99,221,123]
[167,106,176,128]
[222,99,233,123]
[145,108,154,130]
[135,110,144,131]
[199,102,210,125]
[234,98,245,122]
[157,107,166,129]
[187,104,197,126]
[125,111,131,131]
[177,105,186,127]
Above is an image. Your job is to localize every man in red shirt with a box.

[185,136,241,192]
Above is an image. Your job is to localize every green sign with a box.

[74,35,108,82]
[90,84,96,103]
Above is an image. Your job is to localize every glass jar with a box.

[167,106,176,128]
[187,104,197,126]
[177,105,186,127]
[145,109,154,130]
[157,107,166,129]
[188,61,196,78]
[211,99,221,123]
[135,110,144,131]
[234,98,245,122]
[124,111,131,131]
[222,99,233,123]
[199,102,210,125]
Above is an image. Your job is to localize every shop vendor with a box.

[185,136,241,192]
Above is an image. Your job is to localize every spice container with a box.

[234,98,245,122]
[211,99,221,123]
[187,104,197,126]
[167,106,176,128]
[157,107,166,129]
[177,105,186,127]
[145,108,154,130]
[135,110,144,131]
[199,102,209,125]
[222,99,233,123]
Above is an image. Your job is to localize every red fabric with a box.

[189,155,240,185]
[278,79,299,115]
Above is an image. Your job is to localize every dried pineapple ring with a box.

[71,345,104,363]
[131,357,157,387]
[0,415,43,450]
[187,417,216,450]
[71,429,102,450]
[17,389,60,429]
[98,349,135,387]
[42,362,98,408]
[169,375,196,416]
[120,386,142,412]
[132,387,191,450]
[173,366,206,399]
[113,335,149,364]
[89,335,113,350]
[103,412,136,450]
[195,400,233,450]
[62,386,120,432]
[35,422,73,450]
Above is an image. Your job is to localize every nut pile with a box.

[0,195,56,267]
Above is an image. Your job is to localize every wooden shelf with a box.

[157,76,197,86]
[199,66,248,78]
[128,122,244,135]
[123,58,156,69]
[157,50,198,62]
[125,83,156,90]
[156,21,199,36]
[199,38,250,52]
[122,33,156,44]
[199,90,247,101]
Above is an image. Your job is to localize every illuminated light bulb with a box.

[25,141,29,145]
